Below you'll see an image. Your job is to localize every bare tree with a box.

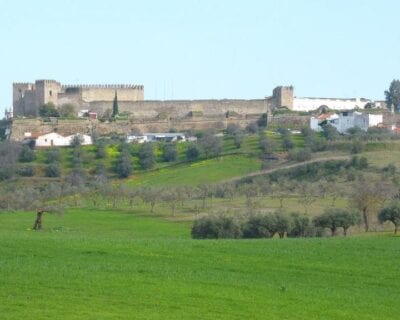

[350,177,394,232]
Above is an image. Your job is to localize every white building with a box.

[310,111,383,134]
[293,97,385,112]
[310,113,339,132]
[31,132,92,147]
[126,132,186,144]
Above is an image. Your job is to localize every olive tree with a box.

[378,201,400,234]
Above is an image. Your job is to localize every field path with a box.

[225,155,351,183]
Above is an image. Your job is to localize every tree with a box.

[313,208,361,236]
[115,149,132,178]
[259,134,277,155]
[39,102,59,117]
[226,123,240,135]
[322,124,339,141]
[139,187,161,212]
[199,133,222,158]
[233,131,244,149]
[186,143,200,161]
[95,140,106,159]
[378,201,400,234]
[59,103,76,117]
[385,79,400,112]
[18,145,36,162]
[257,113,268,129]
[350,177,393,232]
[45,148,61,163]
[138,143,155,169]
[45,163,60,177]
[162,143,177,162]
[112,91,119,118]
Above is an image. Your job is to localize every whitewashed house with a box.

[126,132,186,144]
[310,111,383,134]
[33,132,92,147]
[35,132,69,147]
[310,113,339,132]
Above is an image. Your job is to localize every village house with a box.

[310,111,383,134]
[25,132,92,147]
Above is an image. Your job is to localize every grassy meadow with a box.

[0,209,399,320]
[3,129,400,319]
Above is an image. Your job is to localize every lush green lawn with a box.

[0,209,399,319]
[127,154,261,186]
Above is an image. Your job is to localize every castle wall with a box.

[88,99,271,118]
[80,87,144,102]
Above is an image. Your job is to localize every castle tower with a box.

[34,80,61,106]
[13,82,35,116]
[272,86,294,109]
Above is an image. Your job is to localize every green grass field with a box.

[0,209,399,320]
[126,154,261,186]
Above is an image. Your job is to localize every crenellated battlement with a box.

[61,84,144,90]
[35,79,61,84]
[13,82,34,86]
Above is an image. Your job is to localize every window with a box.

[49,90,52,96]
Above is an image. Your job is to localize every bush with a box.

[191,215,242,239]
[162,143,177,162]
[138,143,156,169]
[287,213,310,238]
[350,140,365,154]
[0,166,14,181]
[39,102,59,117]
[242,214,273,238]
[45,148,61,163]
[19,145,36,162]
[246,122,259,134]
[288,148,312,162]
[115,150,133,178]
[313,208,361,236]
[45,163,60,177]
[17,165,36,177]
[95,141,106,159]
[186,144,200,161]
[199,133,222,158]
[226,123,240,135]
[378,201,400,234]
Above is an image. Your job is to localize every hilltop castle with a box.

[13,80,385,120]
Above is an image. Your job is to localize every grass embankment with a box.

[0,210,398,319]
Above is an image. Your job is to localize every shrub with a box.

[378,201,400,234]
[186,144,200,161]
[19,145,36,162]
[45,148,61,163]
[350,140,365,154]
[17,165,36,177]
[199,133,222,158]
[191,215,242,239]
[313,208,361,236]
[45,163,60,177]
[288,148,312,162]
[246,122,259,134]
[226,123,240,135]
[162,143,177,162]
[242,214,273,238]
[138,143,156,169]
[39,102,59,117]
[287,213,310,238]
[115,150,132,178]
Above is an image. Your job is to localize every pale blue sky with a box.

[1,0,400,114]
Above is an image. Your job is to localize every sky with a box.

[1,0,400,114]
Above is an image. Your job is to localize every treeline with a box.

[191,208,361,239]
